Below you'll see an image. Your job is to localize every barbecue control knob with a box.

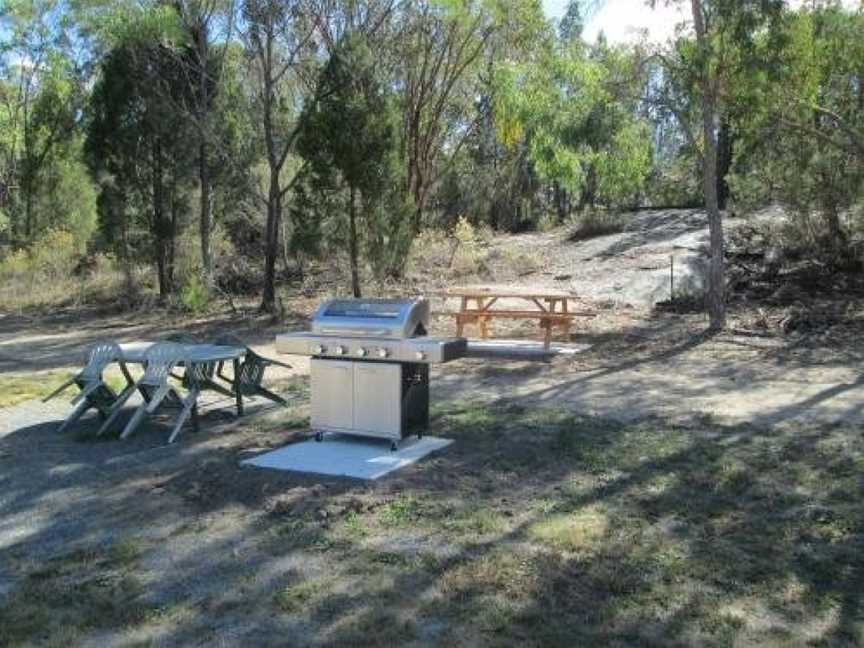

[356,347,367,357]
[377,348,389,358]
[333,345,345,355]
[312,345,324,354]
[414,351,426,361]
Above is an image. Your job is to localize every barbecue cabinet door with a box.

[311,359,354,431]
[352,363,401,439]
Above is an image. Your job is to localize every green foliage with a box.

[0,228,127,310]
[33,150,99,250]
[558,0,585,42]
[180,274,210,313]
[0,1,94,246]
[0,228,77,282]
[593,121,652,206]
[494,38,652,213]
[728,3,864,264]
[86,34,198,296]
[297,32,410,285]
[3,0,863,305]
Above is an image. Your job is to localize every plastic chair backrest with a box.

[81,341,122,380]
[142,342,186,386]
[238,350,266,389]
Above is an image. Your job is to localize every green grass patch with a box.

[527,506,609,552]
[441,507,507,536]
[379,495,426,528]
[0,371,75,408]
[273,579,326,613]
[341,511,369,540]
[0,370,133,409]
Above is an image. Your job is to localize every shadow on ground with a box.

[1,382,861,646]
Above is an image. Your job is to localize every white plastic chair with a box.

[43,340,133,433]
[98,342,200,443]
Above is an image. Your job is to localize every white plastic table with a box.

[119,342,245,364]
[120,342,247,415]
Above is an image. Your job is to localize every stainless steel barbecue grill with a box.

[276,297,466,450]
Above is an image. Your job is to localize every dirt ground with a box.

[2,209,863,646]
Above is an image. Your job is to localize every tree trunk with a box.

[23,178,33,242]
[199,139,213,286]
[824,205,849,259]
[348,185,361,298]
[716,119,733,211]
[553,182,568,222]
[579,165,597,211]
[261,166,281,312]
[260,31,280,314]
[691,0,726,331]
[152,139,173,299]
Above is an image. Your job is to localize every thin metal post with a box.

[670,255,674,302]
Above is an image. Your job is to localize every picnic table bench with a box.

[436,286,594,348]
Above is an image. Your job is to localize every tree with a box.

[242,0,317,312]
[86,35,197,298]
[297,33,400,297]
[559,0,585,42]
[494,39,652,218]
[171,0,236,288]
[651,0,784,331]
[0,0,86,245]
[689,0,724,330]
[730,3,864,265]
[397,0,496,231]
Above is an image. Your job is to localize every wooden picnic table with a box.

[436,286,594,348]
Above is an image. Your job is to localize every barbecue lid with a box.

[311,297,430,338]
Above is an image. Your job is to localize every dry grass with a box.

[0,540,169,647]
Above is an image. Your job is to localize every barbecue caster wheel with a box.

[390,441,398,452]
[315,431,323,443]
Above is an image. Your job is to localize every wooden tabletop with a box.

[435,285,579,300]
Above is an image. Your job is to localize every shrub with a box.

[406,228,454,277]
[452,215,479,247]
[179,274,210,314]
[450,216,489,277]
[30,228,78,279]
[500,247,542,275]
[537,211,560,232]
[0,232,128,311]
[568,210,628,241]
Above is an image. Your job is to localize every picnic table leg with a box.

[233,357,244,416]
[477,298,489,339]
[456,297,467,337]
[560,298,571,340]
[542,318,552,349]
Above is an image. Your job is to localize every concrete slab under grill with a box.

[466,340,591,359]
[240,434,453,480]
